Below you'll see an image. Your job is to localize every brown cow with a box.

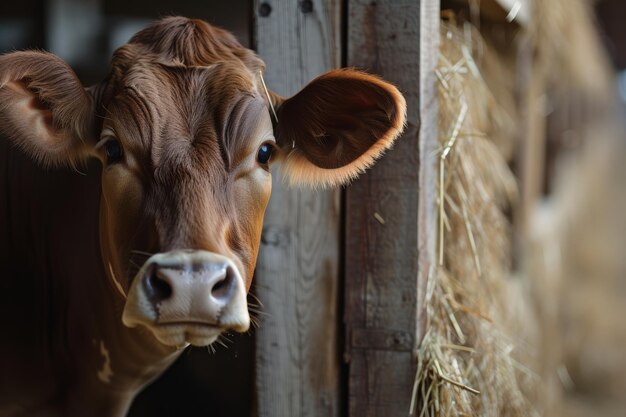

[0,17,405,416]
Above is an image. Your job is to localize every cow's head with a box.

[0,17,405,348]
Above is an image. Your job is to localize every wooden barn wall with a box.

[344,0,439,416]
[254,0,439,416]
[253,1,343,416]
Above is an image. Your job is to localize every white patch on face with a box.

[109,262,127,299]
[97,340,114,384]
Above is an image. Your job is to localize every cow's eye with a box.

[105,140,123,164]
[257,142,275,167]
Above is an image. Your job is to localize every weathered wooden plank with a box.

[253,1,342,417]
[418,0,440,348]
[345,0,439,416]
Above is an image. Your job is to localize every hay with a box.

[412,18,538,416]
[530,0,614,102]
[410,1,621,416]
[524,1,625,416]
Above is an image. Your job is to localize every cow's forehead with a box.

[106,60,271,175]
[119,59,259,113]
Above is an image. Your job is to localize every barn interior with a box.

[1,1,626,416]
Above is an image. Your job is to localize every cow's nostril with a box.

[211,266,235,301]
[144,269,173,303]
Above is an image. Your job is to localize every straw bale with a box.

[526,118,626,417]
[523,2,625,416]
[413,18,540,417]
[530,0,614,102]
[414,1,620,415]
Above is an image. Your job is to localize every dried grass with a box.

[530,0,614,101]
[411,19,538,417]
[525,2,625,416]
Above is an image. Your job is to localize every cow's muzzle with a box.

[122,250,250,347]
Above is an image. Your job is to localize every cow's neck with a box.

[59,193,183,412]
[0,144,181,416]
[73,255,181,413]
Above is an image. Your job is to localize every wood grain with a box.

[253,1,342,416]
[418,0,440,349]
[344,0,439,416]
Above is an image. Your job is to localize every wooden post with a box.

[344,0,439,416]
[418,0,440,350]
[253,1,342,416]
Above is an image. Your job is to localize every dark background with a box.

[0,0,251,83]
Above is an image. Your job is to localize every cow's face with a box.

[0,17,406,348]
[98,59,274,346]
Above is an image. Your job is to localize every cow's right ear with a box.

[0,51,95,167]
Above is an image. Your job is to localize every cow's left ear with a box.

[0,51,95,167]
[272,68,406,188]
